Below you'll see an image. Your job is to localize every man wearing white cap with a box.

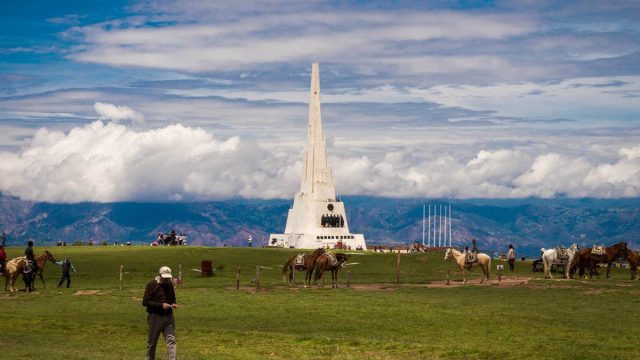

[143,266,178,360]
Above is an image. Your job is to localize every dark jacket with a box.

[25,246,35,262]
[143,277,176,315]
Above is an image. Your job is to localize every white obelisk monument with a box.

[269,63,367,250]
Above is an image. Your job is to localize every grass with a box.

[2,246,639,359]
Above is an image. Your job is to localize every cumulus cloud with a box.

[94,102,145,124]
[0,121,638,203]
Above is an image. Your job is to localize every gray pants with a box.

[146,313,176,360]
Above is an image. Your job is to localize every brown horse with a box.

[4,257,28,292]
[570,242,628,279]
[313,253,348,288]
[32,250,57,289]
[282,248,325,286]
[627,249,640,280]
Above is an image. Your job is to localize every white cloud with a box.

[68,11,536,75]
[1,121,637,202]
[94,102,145,124]
[412,76,640,122]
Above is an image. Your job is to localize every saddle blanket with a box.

[555,247,569,260]
[592,245,606,256]
[325,253,339,267]
[294,254,306,266]
[465,253,477,264]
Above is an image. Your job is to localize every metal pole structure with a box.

[433,204,436,247]
[427,204,431,247]
[439,204,442,247]
[449,203,452,247]
[422,204,425,246]
[444,205,447,248]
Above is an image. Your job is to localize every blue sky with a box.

[0,1,639,202]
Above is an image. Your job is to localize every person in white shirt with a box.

[507,244,516,272]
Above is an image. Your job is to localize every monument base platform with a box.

[269,233,366,250]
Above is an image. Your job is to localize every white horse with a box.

[541,243,578,279]
[444,248,491,284]
[4,256,27,292]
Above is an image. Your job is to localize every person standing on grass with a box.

[24,240,37,290]
[56,257,76,288]
[143,266,178,360]
[507,244,516,272]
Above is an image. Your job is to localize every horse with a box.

[541,244,579,279]
[313,253,348,288]
[444,248,491,284]
[282,248,325,286]
[32,250,57,289]
[571,242,628,279]
[626,249,640,280]
[4,257,28,292]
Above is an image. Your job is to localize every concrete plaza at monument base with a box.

[269,63,366,250]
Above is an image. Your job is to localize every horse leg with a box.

[484,264,490,282]
[333,269,338,288]
[606,262,612,279]
[543,258,551,279]
[39,272,46,288]
[461,267,467,285]
[305,269,312,286]
[590,262,598,280]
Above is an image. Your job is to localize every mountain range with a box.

[1,193,638,256]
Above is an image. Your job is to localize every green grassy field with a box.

[2,246,639,359]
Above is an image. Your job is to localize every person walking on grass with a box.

[143,266,178,360]
[56,257,76,288]
[507,244,516,272]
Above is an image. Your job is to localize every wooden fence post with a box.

[396,252,401,285]
[236,267,241,290]
[119,265,124,290]
[255,266,260,290]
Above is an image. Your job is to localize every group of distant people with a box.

[155,230,187,246]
